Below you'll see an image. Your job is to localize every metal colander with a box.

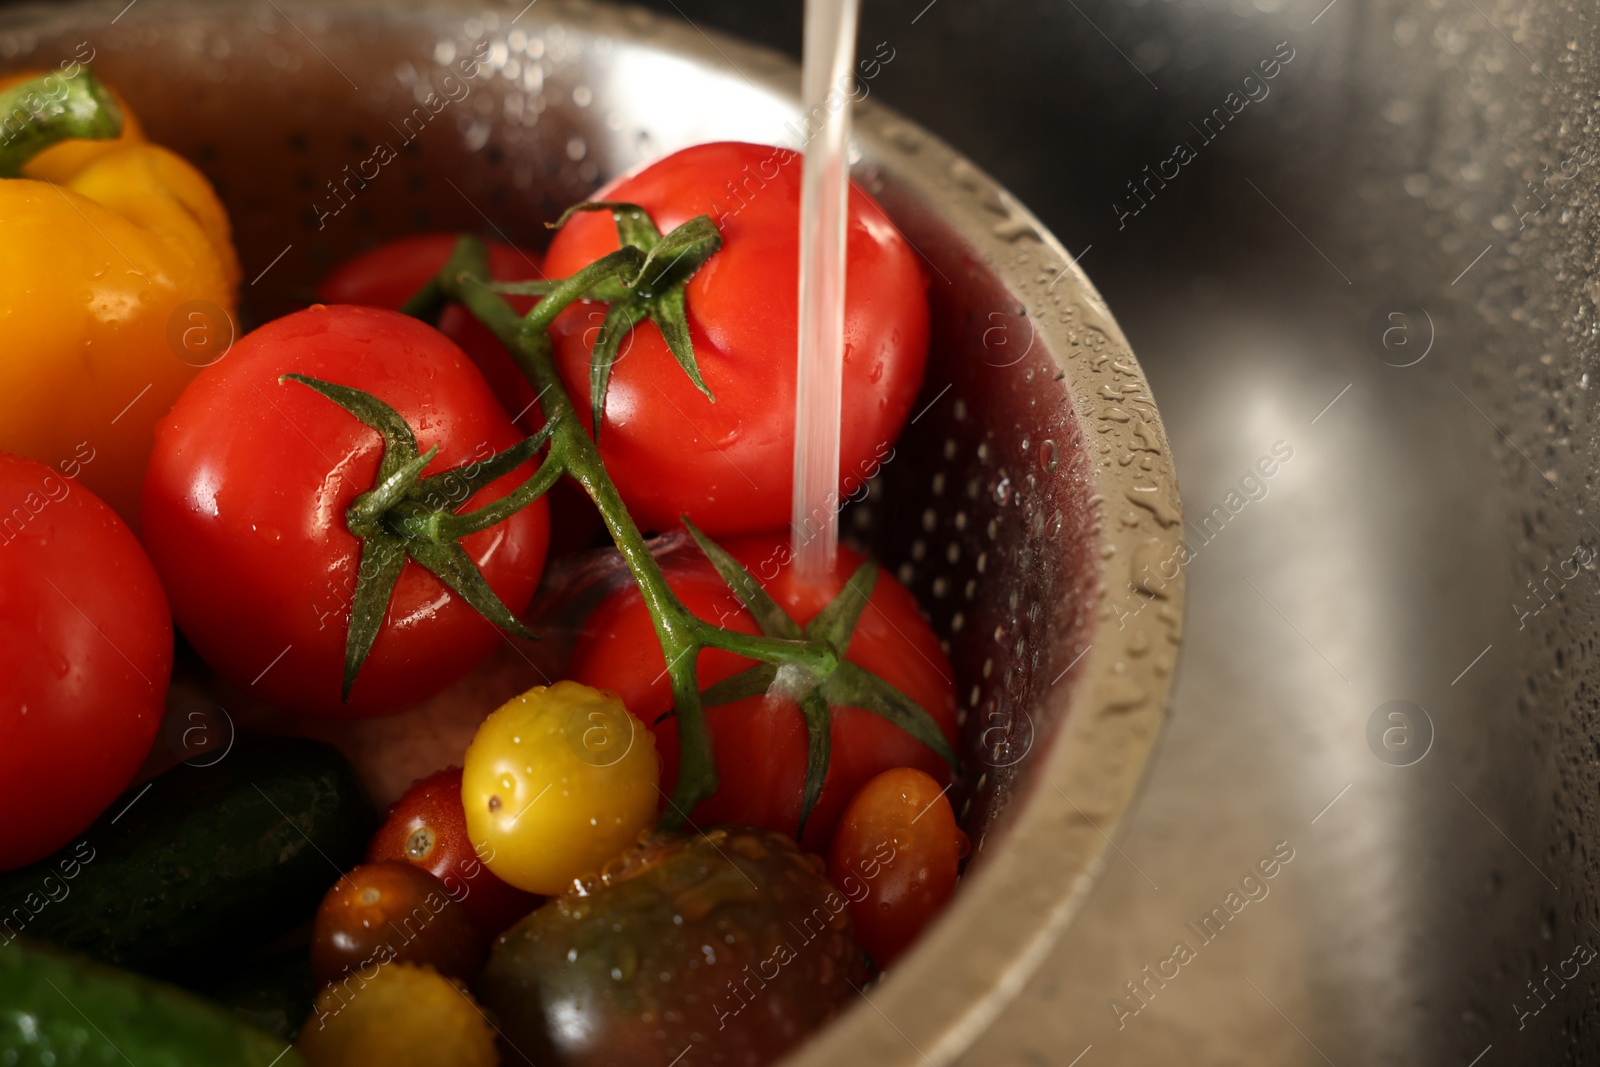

[0,1,1184,1063]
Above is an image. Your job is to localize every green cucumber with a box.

[0,737,374,979]
[0,937,303,1066]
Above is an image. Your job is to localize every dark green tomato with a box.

[477,826,867,1067]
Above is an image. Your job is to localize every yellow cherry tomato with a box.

[298,962,497,1067]
[462,680,659,895]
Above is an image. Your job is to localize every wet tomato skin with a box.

[0,452,172,872]
[141,305,550,718]
[460,681,659,896]
[310,861,487,988]
[543,141,930,536]
[478,827,867,1067]
[317,233,543,429]
[828,767,967,968]
[317,236,607,557]
[366,768,541,937]
[565,534,958,853]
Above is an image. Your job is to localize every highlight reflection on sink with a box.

[638,0,1600,1062]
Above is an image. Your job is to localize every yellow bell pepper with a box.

[0,66,239,525]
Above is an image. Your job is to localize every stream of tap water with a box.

[791,0,861,585]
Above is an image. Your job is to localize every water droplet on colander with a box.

[1041,439,1059,472]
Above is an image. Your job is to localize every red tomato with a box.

[320,235,606,558]
[0,452,173,871]
[310,861,486,987]
[828,767,967,967]
[366,768,540,936]
[564,535,957,852]
[141,305,550,718]
[317,234,544,428]
[543,142,930,535]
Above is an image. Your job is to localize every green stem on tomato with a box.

[436,452,568,540]
[435,235,838,821]
[0,67,123,178]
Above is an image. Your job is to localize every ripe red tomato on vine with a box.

[543,141,930,536]
[565,533,958,852]
[317,233,544,428]
[141,305,551,718]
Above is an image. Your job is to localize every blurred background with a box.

[622,1,1600,1063]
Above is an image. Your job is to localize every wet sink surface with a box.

[645,0,1600,1063]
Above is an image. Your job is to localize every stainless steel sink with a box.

[6,0,1594,1062]
[0,2,1184,1065]
[634,0,1600,1063]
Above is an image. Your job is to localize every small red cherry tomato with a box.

[141,305,550,718]
[366,768,540,936]
[0,453,173,871]
[309,861,487,988]
[317,233,544,428]
[828,767,967,967]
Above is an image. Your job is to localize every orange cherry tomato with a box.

[309,861,486,988]
[827,767,968,968]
